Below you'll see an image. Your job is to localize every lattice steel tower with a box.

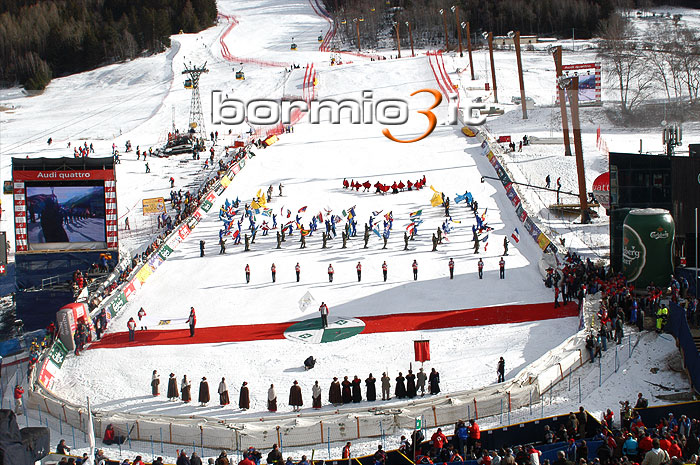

[182,62,209,138]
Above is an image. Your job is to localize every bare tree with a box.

[598,13,653,114]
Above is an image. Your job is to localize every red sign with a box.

[0,264,5,274]
[178,224,191,240]
[13,170,115,181]
[593,172,610,209]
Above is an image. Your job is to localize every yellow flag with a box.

[430,192,443,207]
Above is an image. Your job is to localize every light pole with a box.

[508,31,527,119]
[353,18,361,51]
[550,46,572,156]
[560,75,591,224]
[405,21,415,57]
[452,6,463,57]
[439,9,449,51]
[461,22,475,80]
[483,32,497,103]
[393,22,401,58]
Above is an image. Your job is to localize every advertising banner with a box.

[142,197,166,215]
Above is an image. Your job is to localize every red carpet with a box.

[92,302,578,349]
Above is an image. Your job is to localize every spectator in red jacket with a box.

[667,440,682,459]
[431,428,447,451]
[13,385,24,415]
[468,419,481,457]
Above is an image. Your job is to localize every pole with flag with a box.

[86,397,95,465]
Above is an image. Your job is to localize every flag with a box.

[511,228,520,243]
[348,207,356,220]
[87,397,95,465]
[409,209,422,218]
[298,291,316,312]
[482,234,489,251]
[430,192,442,207]
[298,206,307,213]
[384,211,393,221]
[372,210,383,217]
[317,212,323,222]
[342,209,347,217]
[451,219,461,224]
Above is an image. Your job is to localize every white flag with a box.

[298,291,316,313]
[86,397,95,465]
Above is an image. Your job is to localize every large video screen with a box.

[25,184,107,250]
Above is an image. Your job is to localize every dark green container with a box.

[622,208,675,289]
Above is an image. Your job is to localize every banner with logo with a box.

[48,339,68,369]
[473,127,557,254]
[142,197,166,215]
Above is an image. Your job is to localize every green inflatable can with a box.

[622,208,675,289]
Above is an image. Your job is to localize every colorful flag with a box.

[430,192,442,207]
[511,228,520,243]
[372,210,383,217]
[298,206,307,213]
[384,211,393,221]
[409,209,423,218]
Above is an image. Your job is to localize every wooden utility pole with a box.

[513,31,527,119]
[487,32,498,103]
[354,19,361,51]
[406,21,415,57]
[552,46,572,156]
[453,6,463,57]
[394,22,401,58]
[440,9,450,51]
[465,22,474,80]
[564,76,591,224]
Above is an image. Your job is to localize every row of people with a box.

[149,369,441,410]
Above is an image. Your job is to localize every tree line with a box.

[0,0,217,90]
[324,0,616,52]
[598,11,700,119]
[324,0,697,52]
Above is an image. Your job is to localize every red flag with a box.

[414,340,430,362]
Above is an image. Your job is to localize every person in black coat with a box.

[429,368,440,395]
[395,372,407,398]
[365,374,377,401]
[341,376,352,403]
[405,370,417,398]
[329,377,342,405]
[167,373,179,401]
[198,377,210,406]
[351,376,362,403]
